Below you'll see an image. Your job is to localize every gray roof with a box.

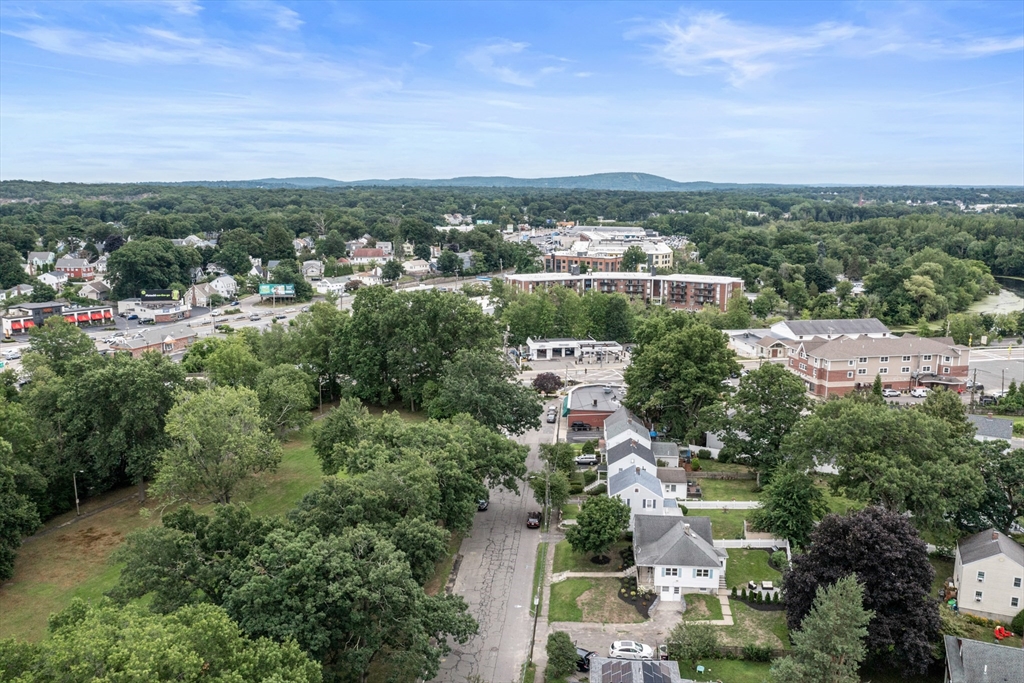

[944,636,1023,682]
[604,406,648,436]
[781,318,889,337]
[570,385,623,413]
[957,528,1024,567]
[801,334,966,362]
[966,414,1013,440]
[27,251,54,262]
[633,515,724,568]
[609,467,663,496]
[55,257,91,268]
[589,658,689,683]
[606,440,656,467]
[653,442,679,459]
[657,467,687,484]
[111,323,197,350]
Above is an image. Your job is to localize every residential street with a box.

[431,403,556,682]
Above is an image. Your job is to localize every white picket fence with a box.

[713,538,791,561]
[681,500,761,510]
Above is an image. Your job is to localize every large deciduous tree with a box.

[532,372,563,394]
[26,316,97,376]
[426,349,541,435]
[769,575,872,683]
[106,237,201,299]
[565,495,630,561]
[0,439,41,581]
[783,507,939,676]
[256,364,315,435]
[624,322,739,440]
[704,362,808,483]
[748,468,828,549]
[152,387,282,504]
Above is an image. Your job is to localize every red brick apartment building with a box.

[505,273,743,312]
[785,334,970,396]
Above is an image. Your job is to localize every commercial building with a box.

[118,296,193,323]
[784,334,969,396]
[2,301,114,338]
[110,324,198,358]
[506,272,744,312]
[524,337,624,362]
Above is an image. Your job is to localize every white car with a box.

[609,641,654,660]
[2,350,21,361]
[882,389,901,398]
[909,388,929,398]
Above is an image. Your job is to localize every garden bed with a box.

[615,576,654,620]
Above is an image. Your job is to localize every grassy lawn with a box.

[561,503,580,520]
[718,600,789,650]
[682,593,723,620]
[549,578,590,621]
[531,542,547,616]
[693,509,751,540]
[0,428,328,642]
[725,549,782,590]
[424,532,464,597]
[549,577,646,623]
[685,660,771,683]
[692,460,753,474]
[929,556,954,598]
[552,539,630,573]
[699,478,760,501]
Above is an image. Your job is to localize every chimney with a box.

[593,399,598,407]
[992,531,999,540]
[635,467,641,474]
[987,413,994,418]
[683,523,691,536]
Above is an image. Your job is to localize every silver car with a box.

[609,640,654,660]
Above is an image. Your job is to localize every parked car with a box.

[477,499,489,512]
[210,310,222,317]
[301,306,310,313]
[1,350,21,361]
[571,421,592,432]
[274,314,287,320]
[609,641,654,660]
[576,647,597,672]
[140,319,155,325]
[882,389,901,398]
[228,300,239,306]
[249,313,261,321]
[575,454,599,466]
[126,314,139,320]
[526,511,542,528]
[979,395,998,406]
[909,388,929,398]
[546,409,557,424]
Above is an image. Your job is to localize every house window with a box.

[859,357,867,363]
[674,587,680,595]
[847,371,854,379]
[857,368,867,375]
[667,484,677,492]
[943,367,950,374]
[879,368,888,374]
[799,363,807,371]
[902,356,911,362]
[664,568,679,577]
[1012,597,1020,608]
[975,591,983,602]
[1014,578,1021,588]
[661,585,670,593]
[848,360,855,366]
[923,354,932,361]
[695,569,711,578]
[922,365,931,372]
[901,367,910,374]
[944,356,951,363]
[880,356,889,363]
[977,571,985,582]
[790,359,794,366]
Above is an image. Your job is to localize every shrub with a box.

[679,504,688,515]
[691,457,701,472]
[588,484,607,496]
[667,620,719,665]
[772,592,779,604]
[697,449,712,459]
[771,550,789,571]
[545,631,578,679]
[741,588,747,600]
[731,586,737,598]
[1011,608,1024,634]
[717,450,732,464]
[569,483,584,495]
[1013,421,1024,436]
[583,470,598,486]
[581,439,598,454]
[742,644,773,662]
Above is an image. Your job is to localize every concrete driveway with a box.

[431,404,556,682]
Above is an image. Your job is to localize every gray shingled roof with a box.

[608,467,663,496]
[802,334,965,361]
[603,406,648,437]
[957,528,1024,567]
[111,323,197,350]
[653,442,679,459]
[966,414,1014,440]
[944,636,1023,682]
[782,318,889,337]
[633,516,724,568]
[657,467,687,484]
[607,440,656,467]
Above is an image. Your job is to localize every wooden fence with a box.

[686,471,757,480]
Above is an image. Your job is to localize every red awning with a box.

[103,310,113,318]
[90,312,102,320]
[23,320,35,328]
[65,315,77,322]
[77,313,89,322]
[11,321,22,330]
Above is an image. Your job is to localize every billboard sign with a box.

[259,284,295,297]
[140,289,180,302]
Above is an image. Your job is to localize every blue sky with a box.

[1,1,1022,184]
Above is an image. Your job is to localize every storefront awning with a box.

[77,313,89,322]
[11,320,23,330]
[90,312,103,320]
[103,310,113,318]
[23,320,35,328]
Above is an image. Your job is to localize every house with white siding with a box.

[953,528,1024,622]
[634,515,728,601]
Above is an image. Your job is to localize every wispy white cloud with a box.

[160,0,203,16]
[237,1,303,31]
[464,39,562,87]
[412,41,432,57]
[631,12,859,85]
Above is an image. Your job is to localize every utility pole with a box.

[73,470,84,516]
[971,368,977,407]
[1001,369,1005,397]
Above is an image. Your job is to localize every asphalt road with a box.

[431,403,556,683]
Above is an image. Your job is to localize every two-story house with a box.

[209,274,238,300]
[953,529,1024,622]
[785,334,970,396]
[943,636,1022,683]
[54,256,95,280]
[634,516,728,601]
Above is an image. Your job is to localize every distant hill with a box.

[156,173,771,192]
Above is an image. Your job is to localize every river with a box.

[969,277,1024,315]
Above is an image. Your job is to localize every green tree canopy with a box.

[25,316,97,377]
[564,495,630,560]
[106,237,201,300]
[0,439,41,581]
[620,245,646,272]
[256,364,315,435]
[749,468,829,549]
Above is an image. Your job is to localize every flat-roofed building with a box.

[507,272,743,312]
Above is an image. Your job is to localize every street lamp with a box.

[73,470,85,516]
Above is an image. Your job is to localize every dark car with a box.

[229,300,239,306]
[576,647,597,672]
[571,421,592,432]
[126,314,139,320]
[979,395,998,406]
[527,511,541,528]
[477,499,489,511]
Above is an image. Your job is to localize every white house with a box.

[209,275,238,300]
[603,407,652,450]
[1,284,34,301]
[26,251,55,273]
[351,268,382,287]
[967,415,1014,443]
[78,280,111,301]
[608,467,681,531]
[350,248,391,265]
[38,271,68,289]
[402,259,431,276]
[301,260,324,280]
[769,318,891,342]
[633,516,728,601]
[314,277,349,296]
[187,283,218,308]
[953,528,1024,622]
[606,440,657,475]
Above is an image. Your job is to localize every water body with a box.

[970,277,1024,315]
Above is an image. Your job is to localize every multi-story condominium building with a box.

[506,272,743,312]
[784,334,969,396]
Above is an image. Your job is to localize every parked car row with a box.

[882,388,931,398]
